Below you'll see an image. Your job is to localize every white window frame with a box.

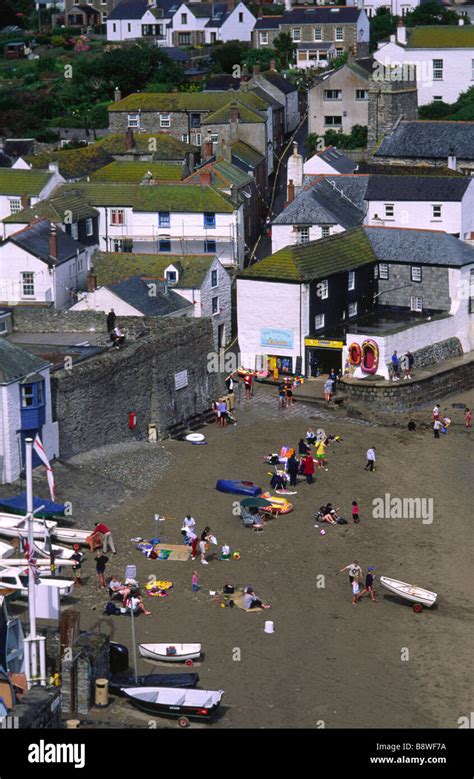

[432,204,442,220]
[211,268,218,288]
[260,32,268,45]
[335,26,344,41]
[71,222,79,240]
[410,296,423,312]
[379,263,389,280]
[181,133,189,143]
[324,116,342,127]
[127,113,140,129]
[212,296,219,316]
[315,313,325,330]
[160,113,171,128]
[411,265,422,282]
[314,26,322,41]
[181,12,187,24]
[9,197,22,214]
[195,132,202,146]
[348,302,358,318]
[297,226,310,244]
[111,208,125,226]
[112,238,123,252]
[384,203,394,219]
[321,226,330,238]
[324,89,342,101]
[355,89,368,100]
[21,271,35,298]
[319,279,329,299]
[348,270,355,291]
[85,218,93,237]
[292,28,301,42]
[433,59,443,81]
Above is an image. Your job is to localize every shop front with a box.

[305,337,344,377]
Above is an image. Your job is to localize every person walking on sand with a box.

[95,551,109,589]
[192,571,199,592]
[351,500,360,524]
[302,453,315,484]
[315,438,327,470]
[340,560,363,587]
[433,418,442,439]
[357,567,377,602]
[71,544,83,586]
[91,522,116,555]
[364,447,376,471]
[433,404,441,422]
[465,408,472,430]
[287,452,299,487]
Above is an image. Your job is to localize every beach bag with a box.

[105,602,122,616]
[336,517,347,525]
[223,584,234,594]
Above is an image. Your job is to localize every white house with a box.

[248,63,300,133]
[364,175,474,240]
[107,0,171,44]
[303,147,358,177]
[346,0,420,18]
[0,220,89,309]
[374,22,474,105]
[0,166,64,222]
[0,339,59,484]
[58,182,245,267]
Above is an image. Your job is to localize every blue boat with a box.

[216,480,262,497]
[0,493,66,518]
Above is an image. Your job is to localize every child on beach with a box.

[351,500,360,524]
[220,544,231,560]
[465,408,472,429]
[357,567,377,603]
[192,571,199,592]
[351,576,360,605]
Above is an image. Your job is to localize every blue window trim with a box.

[158,212,170,227]
[204,240,217,253]
[159,240,171,252]
[204,212,216,229]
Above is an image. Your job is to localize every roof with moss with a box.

[93,251,220,288]
[0,169,53,196]
[96,132,198,158]
[205,102,265,124]
[184,160,253,188]
[58,181,236,211]
[407,26,474,49]
[239,227,377,282]
[231,141,265,168]
[3,190,99,224]
[89,161,184,182]
[25,146,114,180]
[108,90,270,113]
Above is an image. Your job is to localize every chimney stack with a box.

[229,102,239,123]
[270,59,276,71]
[125,128,135,151]
[49,223,58,259]
[114,86,121,102]
[396,19,406,45]
[204,129,214,160]
[220,137,232,163]
[20,194,30,209]
[448,146,457,171]
[287,180,295,204]
[199,169,212,186]
[227,0,234,11]
[48,162,59,174]
[87,267,97,293]
[253,62,261,77]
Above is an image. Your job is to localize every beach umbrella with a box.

[240,497,273,509]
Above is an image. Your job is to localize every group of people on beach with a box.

[340,560,377,605]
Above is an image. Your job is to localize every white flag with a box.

[33,434,55,501]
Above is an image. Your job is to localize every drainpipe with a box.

[299,282,302,375]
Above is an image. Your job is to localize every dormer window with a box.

[165,264,179,283]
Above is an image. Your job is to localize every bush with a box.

[35,128,60,142]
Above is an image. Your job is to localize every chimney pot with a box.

[199,169,212,186]
[203,130,214,160]
[114,86,121,102]
[396,21,406,45]
[49,223,58,259]
[87,267,97,293]
[287,179,295,204]
[229,102,239,123]
[227,0,234,11]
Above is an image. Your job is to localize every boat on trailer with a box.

[121,686,223,719]
[380,576,437,612]
[139,643,201,663]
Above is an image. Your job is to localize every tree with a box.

[405,1,467,27]
[273,32,295,68]
[329,51,348,70]
[419,86,474,121]
[324,125,368,150]
[370,8,399,47]
[211,41,250,74]
[242,48,281,71]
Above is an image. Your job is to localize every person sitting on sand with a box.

[322,503,339,524]
[108,575,124,599]
[125,590,151,616]
[243,586,270,610]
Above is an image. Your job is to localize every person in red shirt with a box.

[91,522,116,555]
[244,373,252,399]
[302,454,315,485]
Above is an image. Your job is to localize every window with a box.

[324,116,342,127]
[21,385,34,407]
[260,32,268,45]
[433,96,443,102]
[85,218,93,237]
[127,23,130,32]
[190,113,201,129]
[324,89,342,100]
[9,198,21,214]
[348,270,355,290]
[297,227,310,244]
[178,32,191,45]
[128,113,140,129]
[355,89,368,100]
[411,266,422,282]
[432,204,442,219]
[111,208,125,225]
[335,26,344,41]
[212,296,219,315]
[158,211,170,227]
[410,296,423,312]
[321,226,330,238]
[112,239,123,252]
[195,132,202,146]
[160,113,170,128]
[319,279,329,299]
[292,28,301,41]
[433,59,443,81]
[112,23,116,32]
[166,270,177,282]
[102,13,107,21]
[379,263,389,280]
[348,302,358,318]
[384,203,394,219]
[211,269,218,287]
[204,212,216,228]
[78,258,83,271]
[181,13,187,23]
[21,272,34,297]
[239,12,243,22]
[210,32,217,43]
[71,223,79,240]
[315,313,325,330]
[204,239,217,253]
[0,320,7,334]
[159,239,171,252]
[182,133,189,143]
[335,47,344,55]
[374,264,379,279]
[314,26,322,41]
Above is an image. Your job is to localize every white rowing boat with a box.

[0,515,90,546]
[121,686,222,718]
[380,577,437,609]
[139,643,202,663]
[0,541,15,559]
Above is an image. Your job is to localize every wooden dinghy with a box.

[139,643,201,663]
[380,576,437,612]
[121,686,223,719]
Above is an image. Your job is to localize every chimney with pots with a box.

[20,194,30,209]
[114,86,121,102]
[227,0,234,10]
[48,223,58,260]
[48,162,59,174]
[87,267,97,293]
[253,62,261,77]
[204,129,214,160]
[229,102,239,123]
[448,146,457,171]
[125,128,135,151]
[220,137,232,163]
[199,169,212,186]
[396,19,406,45]
[287,179,295,204]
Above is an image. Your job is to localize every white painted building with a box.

[0,220,89,309]
[346,0,420,18]
[303,147,358,177]
[107,1,170,44]
[0,339,59,484]
[0,166,64,222]
[374,22,474,105]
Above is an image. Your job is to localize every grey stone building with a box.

[371,121,474,174]
[367,66,418,148]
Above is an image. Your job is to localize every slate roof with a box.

[96,132,198,158]
[253,16,282,30]
[254,7,362,28]
[406,25,474,49]
[261,70,298,95]
[89,161,184,182]
[0,169,52,196]
[94,251,218,288]
[250,86,284,110]
[204,75,241,91]
[231,141,265,169]
[364,226,474,267]
[309,146,358,174]
[159,47,188,62]
[272,175,368,228]
[375,121,474,161]
[108,90,269,113]
[106,275,191,316]
[108,0,149,20]
[205,102,265,124]
[355,162,463,177]
[26,146,114,180]
[8,219,85,267]
[364,175,471,202]
[3,190,99,224]
[0,339,49,385]
[184,160,252,188]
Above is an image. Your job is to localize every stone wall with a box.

[378,264,451,312]
[368,78,418,147]
[412,337,463,369]
[108,110,190,140]
[339,355,474,412]
[9,686,62,729]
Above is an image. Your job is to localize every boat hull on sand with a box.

[139,643,201,663]
[380,576,437,608]
[121,686,223,719]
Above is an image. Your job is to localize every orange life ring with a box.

[348,342,362,366]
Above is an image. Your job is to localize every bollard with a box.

[66,719,80,729]
[95,678,109,708]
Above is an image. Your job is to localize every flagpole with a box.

[25,438,38,684]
